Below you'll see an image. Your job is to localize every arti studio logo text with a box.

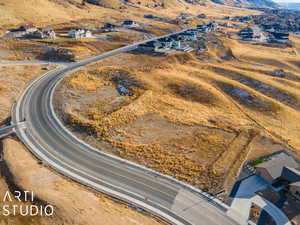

[1,190,54,217]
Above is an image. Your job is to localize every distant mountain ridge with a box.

[209,0,278,7]
[84,0,278,9]
[278,2,300,10]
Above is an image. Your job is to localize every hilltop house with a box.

[186,29,201,36]
[168,34,182,48]
[180,31,197,41]
[198,14,207,19]
[18,24,38,33]
[27,29,56,39]
[207,22,219,32]
[139,39,174,53]
[255,152,300,199]
[197,25,209,33]
[239,27,254,41]
[178,13,193,20]
[139,41,161,52]
[267,32,289,43]
[68,29,92,39]
[158,37,173,48]
[102,23,116,32]
[198,43,207,51]
[122,20,138,28]
[144,14,155,19]
[5,24,38,38]
[255,152,299,184]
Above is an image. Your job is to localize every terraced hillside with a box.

[54,34,300,194]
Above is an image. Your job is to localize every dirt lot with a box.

[0,65,165,225]
[54,34,300,194]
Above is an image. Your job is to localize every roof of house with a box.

[256,152,299,180]
[158,37,173,42]
[123,20,135,25]
[139,41,160,48]
[290,181,300,187]
[281,166,300,182]
[21,24,35,29]
[270,32,289,39]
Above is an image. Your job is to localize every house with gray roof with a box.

[68,29,92,39]
[255,152,300,199]
[255,152,299,184]
[281,167,300,183]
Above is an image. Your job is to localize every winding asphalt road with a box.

[11,33,240,225]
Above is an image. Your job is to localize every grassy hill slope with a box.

[0,0,258,31]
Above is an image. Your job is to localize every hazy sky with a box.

[274,0,300,2]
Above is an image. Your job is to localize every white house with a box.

[68,29,92,39]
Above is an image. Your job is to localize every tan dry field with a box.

[54,33,300,194]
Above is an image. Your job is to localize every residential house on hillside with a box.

[206,22,219,32]
[198,43,207,51]
[231,16,252,23]
[158,37,173,48]
[178,13,193,20]
[85,0,102,5]
[255,151,300,200]
[180,31,197,41]
[102,23,116,32]
[27,29,56,39]
[139,41,162,52]
[5,24,38,38]
[18,24,38,33]
[168,34,182,48]
[122,20,138,28]
[255,152,299,184]
[196,24,208,32]
[267,32,289,43]
[253,9,300,34]
[198,14,207,19]
[138,23,211,54]
[186,29,201,36]
[239,27,254,41]
[68,29,92,39]
[144,14,155,19]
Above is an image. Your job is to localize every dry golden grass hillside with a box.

[54,34,300,194]
[0,0,258,31]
